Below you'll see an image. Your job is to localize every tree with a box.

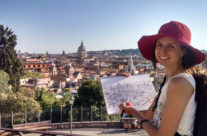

[24,71,44,78]
[0,25,23,92]
[64,88,71,93]
[0,70,11,94]
[20,88,36,98]
[40,92,58,109]
[74,79,105,107]
[35,88,61,109]
[0,71,41,113]
[60,93,70,106]
[0,89,41,113]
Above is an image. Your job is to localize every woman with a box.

[119,21,207,136]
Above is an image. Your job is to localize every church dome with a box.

[77,41,87,58]
[78,41,86,52]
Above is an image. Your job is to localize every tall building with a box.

[126,56,136,74]
[77,41,87,59]
[50,62,57,76]
[65,63,73,77]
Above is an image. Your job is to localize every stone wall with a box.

[51,121,122,129]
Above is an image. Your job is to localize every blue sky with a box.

[0,0,207,53]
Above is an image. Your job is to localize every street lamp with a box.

[69,93,75,135]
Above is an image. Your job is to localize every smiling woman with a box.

[119,21,207,136]
[155,37,185,70]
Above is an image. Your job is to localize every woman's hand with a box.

[119,102,135,116]
[119,102,143,121]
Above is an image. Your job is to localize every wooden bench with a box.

[0,127,84,136]
[12,120,51,131]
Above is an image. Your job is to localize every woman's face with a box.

[155,37,185,68]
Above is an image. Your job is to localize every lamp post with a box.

[60,103,65,123]
[69,94,75,135]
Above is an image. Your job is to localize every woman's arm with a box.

[120,77,194,136]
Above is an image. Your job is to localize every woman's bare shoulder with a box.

[168,76,194,97]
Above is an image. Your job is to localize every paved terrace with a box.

[1,121,149,136]
[23,128,149,136]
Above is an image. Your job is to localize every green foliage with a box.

[35,88,45,101]
[38,55,45,59]
[0,25,23,92]
[40,92,58,109]
[55,60,62,65]
[74,79,105,107]
[31,55,45,60]
[20,88,35,98]
[88,49,141,56]
[60,93,70,106]
[114,49,141,56]
[35,88,66,109]
[0,70,11,94]
[64,88,70,93]
[0,69,40,113]
[24,71,44,78]
[0,89,41,113]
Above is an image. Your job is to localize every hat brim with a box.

[186,45,206,65]
[138,34,206,65]
[138,34,163,61]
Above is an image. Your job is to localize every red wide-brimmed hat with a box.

[138,21,205,65]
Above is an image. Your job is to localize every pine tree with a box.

[0,25,23,92]
[74,79,105,107]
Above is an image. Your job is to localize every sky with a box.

[0,0,207,54]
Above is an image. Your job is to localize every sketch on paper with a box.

[100,74,157,115]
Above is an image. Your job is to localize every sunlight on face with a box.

[155,37,185,68]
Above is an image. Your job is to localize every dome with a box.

[77,41,87,58]
[78,41,86,53]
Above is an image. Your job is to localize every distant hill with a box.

[88,49,207,57]
[88,49,141,56]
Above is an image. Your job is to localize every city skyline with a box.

[0,0,207,53]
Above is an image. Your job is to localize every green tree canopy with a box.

[0,90,41,113]
[0,71,41,113]
[0,70,11,94]
[24,71,44,78]
[0,25,23,92]
[35,88,63,109]
[74,79,105,107]
[20,88,36,98]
